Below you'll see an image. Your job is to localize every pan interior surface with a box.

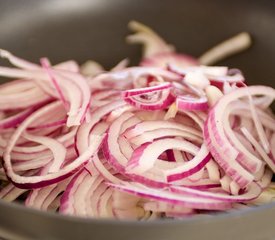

[0,1,275,240]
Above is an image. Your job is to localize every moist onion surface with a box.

[0,21,274,220]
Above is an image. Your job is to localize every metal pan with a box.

[0,0,275,239]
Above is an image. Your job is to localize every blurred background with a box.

[0,0,275,86]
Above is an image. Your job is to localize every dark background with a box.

[0,0,275,87]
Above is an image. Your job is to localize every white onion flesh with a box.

[0,21,274,221]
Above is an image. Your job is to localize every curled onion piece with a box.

[109,182,231,210]
[127,21,175,58]
[171,182,261,202]
[141,52,198,69]
[0,56,91,127]
[123,88,175,110]
[168,64,245,89]
[126,139,210,177]
[204,86,275,187]
[2,101,104,188]
[0,182,28,202]
[22,133,67,173]
[60,166,153,220]
[0,79,52,110]
[176,96,209,111]
[90,67,180,90]
[127,21,198,68]
[25,178,70,211]
[199,32,252,65]
[122,82,172,98]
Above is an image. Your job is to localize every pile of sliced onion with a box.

[0,21,274,220]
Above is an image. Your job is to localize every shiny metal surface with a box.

[0,1,275,239]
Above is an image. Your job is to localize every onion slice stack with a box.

[0,21,274,220]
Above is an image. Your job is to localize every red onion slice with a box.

[141,52,198,69]
[124,120,202,139]
[176,96,209,111]
[171,182,261,202]
[3,102,104,188]
[127,21,174,58]
[124,88,175,110]
[122,82,172,98]
[40,58,68,109]
[109,182,231,210]
[76,100,126,154]
[126,138,202,174]
[164,144,211,182]
[22,133,66,173]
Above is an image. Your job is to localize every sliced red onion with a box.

[109,182,231,210]
[0,183,28,202]
[124,88,175,110]
[141,52,198,69]
[111,59,130,72]
[59,169,89,215]
[91,67,180,90]
[205,85,223,107]
[0,25,274,220]
[241,127,275,170]
[271,134,275,160]
[205,160,221,182]
[22,133,66,173]
[0,100,50,129]
[257,168,273,189]
[168,64,227,78]
[25,178,70,211]
[103,113,168,187]
[122,82,172,98]
[199,32,252,65]
[222,103,264,173]
[204,114,254,188]
[126,138,206,175]
[0,49,39,70]
[27,118,66,130]
[0,82,51,110]
[91,90,120,108]
[171,182,261,202]
[112,190,152,220]
[55,60,80,73]
[204,86,275,187]
[0,170,36,201]
[80,60,105,77]
[3,102,104,188]
[124,120,202,139]
[169,64,245,90]
[163,144,211,182]
[176,96,209,111]
[143,201,195,216]
[76,100,126,154]
[60,167,126,218]
[129,128,202,146]
[103,112,134,172]
[96,188,114,218]
[0,64,91,127]
[90,155,122,184]
[127,21,175,58]
[184,71,210,89]
[247,93,270,154]
[40,58,68,108]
